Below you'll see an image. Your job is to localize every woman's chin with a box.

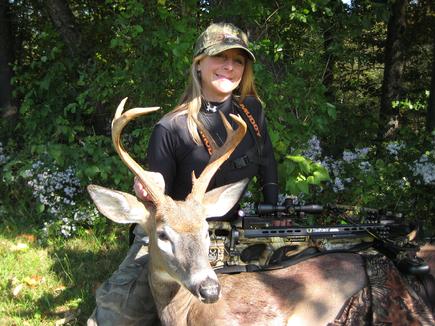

[212,83,237,96]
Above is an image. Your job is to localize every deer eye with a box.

[157,231,169,241]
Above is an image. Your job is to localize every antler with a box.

[112,97,165,205]
[189,111,247,202]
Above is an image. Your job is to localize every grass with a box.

[0,217,129,325]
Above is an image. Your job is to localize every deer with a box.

[87,98,434,326]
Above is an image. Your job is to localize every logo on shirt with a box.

[206,103,218,113]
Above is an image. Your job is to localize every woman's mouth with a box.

[215,74,232,81]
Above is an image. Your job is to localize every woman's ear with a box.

[196,62,201,72]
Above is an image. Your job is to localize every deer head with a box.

[87,98,248,304]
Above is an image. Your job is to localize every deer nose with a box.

[198,278,220,304]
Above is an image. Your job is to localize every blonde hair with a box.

[168,54,260,144]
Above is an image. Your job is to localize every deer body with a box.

[88,99,433,326]
[147,253,365,326]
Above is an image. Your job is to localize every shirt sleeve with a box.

[146,124,176,195]
[259,115,279,205]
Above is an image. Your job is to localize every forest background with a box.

[0,0,434,324]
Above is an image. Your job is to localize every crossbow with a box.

[208,199,430,275]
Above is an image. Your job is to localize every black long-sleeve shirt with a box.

[146,95,278,208]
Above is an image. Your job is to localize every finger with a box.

[134,183,149,201]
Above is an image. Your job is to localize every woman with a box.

[135,22,278,209]
[88,22,278,326]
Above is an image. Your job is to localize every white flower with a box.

[386,141,405,157]
[321,157,343,177]
[343,147,370,163]
[24,161,86,238]
[357,148,370,158]
[412,154,435,185]
[244,191,252,198]
[332,178,345,192]
[358,161,372,174]
[0,143,9,164]
[0,154,8,164]
[396,177,409,189]
[278,193,293,205]
[302,136,322,161]
[342,150,358,163]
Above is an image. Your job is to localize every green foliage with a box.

[0,0,433,239]
[392,91,429,112]
[283,155,330,195]
[1,0,202,238]
[316,135,435,234]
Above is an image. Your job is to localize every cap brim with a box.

[204,44,256,62]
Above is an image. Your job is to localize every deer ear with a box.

[87,184,152,224]
[203,179,249,218]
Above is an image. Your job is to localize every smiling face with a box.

[197,49,247,102]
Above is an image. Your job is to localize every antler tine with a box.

[189,112,247,202]
[112,97,164,205]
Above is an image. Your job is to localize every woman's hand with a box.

[133,177,152,201]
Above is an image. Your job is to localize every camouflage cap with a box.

[193,23,255,62]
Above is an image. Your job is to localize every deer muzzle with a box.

[197,277,221,304]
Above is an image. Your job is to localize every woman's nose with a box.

[222,59,234,70]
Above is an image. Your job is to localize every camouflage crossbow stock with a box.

[207,199,430,275]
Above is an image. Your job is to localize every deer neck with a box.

[148,261,197,325]
[149,271,223,326]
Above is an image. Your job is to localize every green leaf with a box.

[39,78,50,90]
[285,179,298,195]
[313,169,330,182]
[110,38,121,48]
[48,145,65,165]
[36,203,45,213]
[299,160,311,174]
[285,162,295,175]
[296,174,306,182]
[133,25,144,35]
[286,155,305,163]
[3,170,13,182]
[296,181,309,194]
[326,103,336,119]
[84,166,100,178]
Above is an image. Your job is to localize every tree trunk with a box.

[378,0,407,141]
[427,38,435,133]
[321,0,345,102]
[45,0,83,58]
[323,27,336,101]
[0,0,15,117]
